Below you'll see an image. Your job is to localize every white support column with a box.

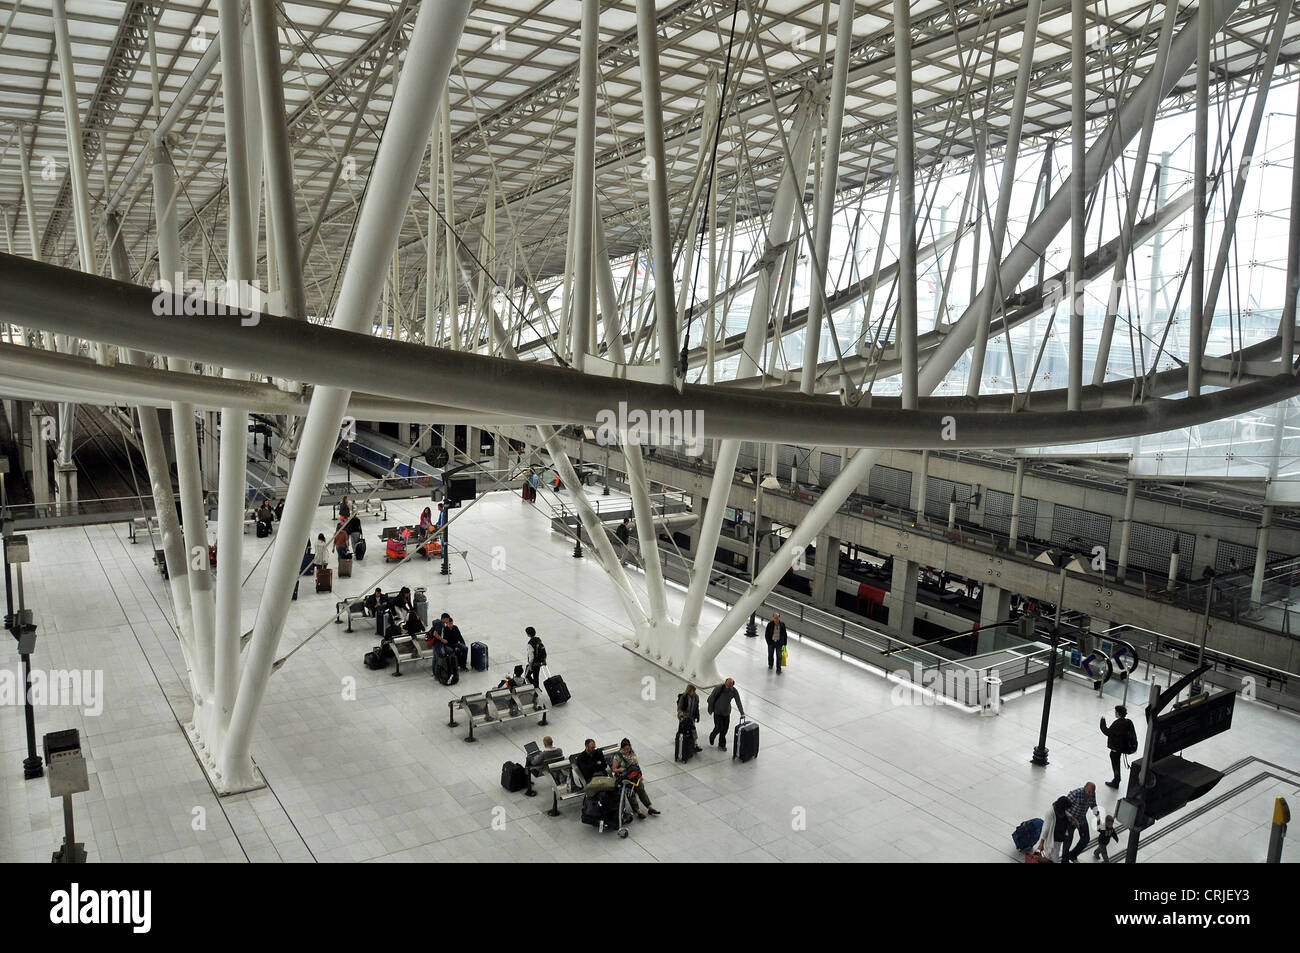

[153,139,217,712]
[442,91,459,350]
[1189,0,1211,397]
[635,0,680,384]
[893,0,918,410]
[212,0,257,750]
[890,557,917,639]
[571,0,598,373]
[219,0,474,792]
[1067,0,1086,411]
[801,0,855,396]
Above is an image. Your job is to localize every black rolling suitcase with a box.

[364,646,389,670]
[501,761,528,792]
[733,718,759,763]
[471,641,489,671]
[543,672,570,705]
[435,652,460,686]
[354,536,367,560]
[674,725,694,763]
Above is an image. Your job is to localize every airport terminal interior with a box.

[0,0,1298,865]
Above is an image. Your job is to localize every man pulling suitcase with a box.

[706,678,745,752]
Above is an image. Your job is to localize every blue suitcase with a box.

[471,641,489,671]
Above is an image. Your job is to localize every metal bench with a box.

[447,685,548,742]
[543,743,621,817]
[128,516,160,543]
[335,585,425,632]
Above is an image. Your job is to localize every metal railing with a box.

[652,545,1060,708]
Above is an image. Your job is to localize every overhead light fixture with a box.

[760,474,781,490]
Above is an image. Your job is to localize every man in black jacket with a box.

[1099,705,1136,788]
[525,626,547,688]
[764,611,788,675]
[574,738,608,784]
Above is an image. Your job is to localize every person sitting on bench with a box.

[574,738,609,784]
[255,501,274,533]
[363,587,385,617]
[402,608,425,637]
[390,586,413,614]
[526,736,563,770]
[611,738,660,819]
[497,665,527,690]
[440,613,467,669]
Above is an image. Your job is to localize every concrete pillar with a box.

[890,557,918,638]
[977,583,1013,653]
[200,411,221,496]
[1008,458,1026,545]
[55,462,77,514]
[813,532,839,607]
[1116,478,1137,583]
[28,405,50,507]
[915,451,929,521]
[1251,505,1273,605]
[684,494,707,555]
[493,429,510,481]
[752,515,773,577]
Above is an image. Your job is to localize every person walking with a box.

[312,533,330,570]
[525,626,547,688]
[677,684,702,753]
[1099,705,1138,788]
[1035,796,1074,862]
[764,611,788,675]
[1062,782,1100,863]
[706,678,746,752]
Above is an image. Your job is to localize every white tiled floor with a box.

[2,485,1297,862]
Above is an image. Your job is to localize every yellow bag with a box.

[781,645,789,666]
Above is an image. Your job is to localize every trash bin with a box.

[414,589,428,626]
[981,674,1003,716]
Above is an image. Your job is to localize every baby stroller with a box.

[580,778,634,838]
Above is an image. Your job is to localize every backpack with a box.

[530,637,547,667]
[707,684,722,715]
[1012,817,1043,852]
[1119,719,1138,755]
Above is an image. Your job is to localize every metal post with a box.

[3,540,42,778]
[426,122,439,347]
[635,0,680,384]
[893,0,917,410]
[50,0,98,281]
[1124,679,1162,863]
[1031,568,1067,766]
[1267,797,1289,863]
[1067,0,1086,411]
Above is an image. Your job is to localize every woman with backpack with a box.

[1100,705,1138,789]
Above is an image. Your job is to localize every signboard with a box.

[1152,691,1235,760]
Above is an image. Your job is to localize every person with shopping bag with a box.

[764,611,787,675]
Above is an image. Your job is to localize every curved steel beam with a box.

[2,254,1296,451]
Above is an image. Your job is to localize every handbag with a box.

[781,645,789,666]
